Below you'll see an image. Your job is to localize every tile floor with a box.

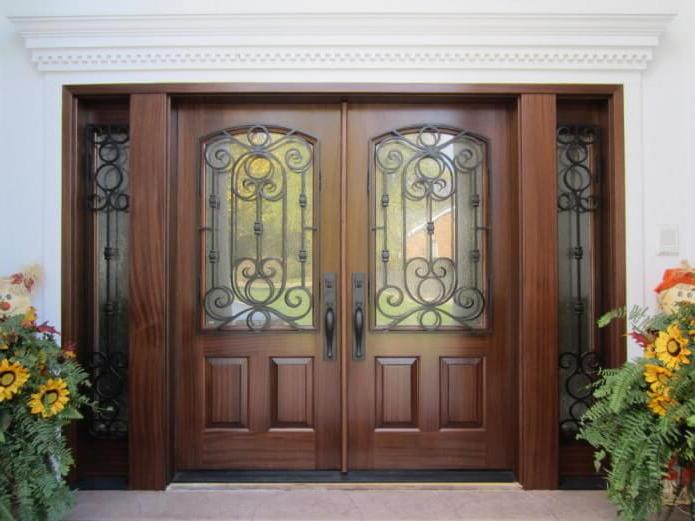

[63,486,691,521]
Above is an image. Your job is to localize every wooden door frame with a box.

[61,83,626,490]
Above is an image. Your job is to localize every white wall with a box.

[641,0,695,299]
[0,0,692,360]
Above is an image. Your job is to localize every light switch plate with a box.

[658,225,680,256]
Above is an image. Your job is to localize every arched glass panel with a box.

[370,125,489,331]
[201,125,317,331]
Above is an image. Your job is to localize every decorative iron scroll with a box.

[202,125,317,331]
[85,124,130,439]
[371,125,488,331]
[557,125,602,438]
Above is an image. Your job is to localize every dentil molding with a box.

[9,12,676,72]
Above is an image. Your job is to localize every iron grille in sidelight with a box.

[202,125,317,331]
[370,125,488,331]
[85,124,130,439]
[557,125,602,438]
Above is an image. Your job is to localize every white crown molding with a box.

[9,12,676,72]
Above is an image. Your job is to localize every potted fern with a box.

[580,302,695,521]
[0,307,89,520]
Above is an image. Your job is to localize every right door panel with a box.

[346,102,517,469]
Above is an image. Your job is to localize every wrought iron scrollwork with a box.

[202,125,317,331]
[371,125,488,331]
[85,124,130,439]
[557,125,602,438]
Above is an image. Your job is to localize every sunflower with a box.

[28,378,70,418]
[648,389,675,417]
[644,343,656,359]
[644,364,673,392]
[0,358,29,401]
[654,324,691,369]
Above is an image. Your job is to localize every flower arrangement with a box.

[0,307,89,520]
[580,302,695,521]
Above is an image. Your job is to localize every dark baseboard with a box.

[173,469,516,484]
[74,476,129,490]
[559,475,606,490]
[73,472,604,489]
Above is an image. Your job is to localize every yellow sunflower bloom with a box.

[648,389,675,417]
[644,364,673,392]
[644,343,656,359]
[0,358,30,401]
[28,378,70,418]
[654,324,691,369]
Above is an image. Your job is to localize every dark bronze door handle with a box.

[322,273,337,360]
[324,306,335,360]
[353,305,364,360]
[352,272,365,360]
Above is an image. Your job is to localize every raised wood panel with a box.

[375,357,419,429]
[517,94,559,490]
[440,357,483,429]
[201,430,316,469]
[270,357,314,428]
[128,93,170,490]
[374,431,486,468]
[205,357,248,428]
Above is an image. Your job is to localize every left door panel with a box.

[173,102,342,469]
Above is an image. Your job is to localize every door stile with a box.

[517,94,559,489]
[340,101,349,473]
[128,93,171,490]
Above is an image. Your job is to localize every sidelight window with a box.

[557,125,602,438]
[85,124,130,438]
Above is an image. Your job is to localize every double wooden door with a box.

[173,99,516,471]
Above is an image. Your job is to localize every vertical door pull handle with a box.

[354,305,364,360]
[322,273,337,360]
[324,306,336,360]
[352,272,366,360]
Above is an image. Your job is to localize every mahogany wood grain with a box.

[128,93,171,490]
[517,94,559,490]
[62,88,79,484]
[345,101,518,471]
[172,102,342,470]
[605,88,627,369]
[61,84,625,490]
[205,357,248,428]
[271,358,314,427]
[440,357,484,429]
[375,358,419,428]
[340,101,349,473]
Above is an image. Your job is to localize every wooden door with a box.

[345,102,517,469]
[173,99,516,472]
[173,102,343,469]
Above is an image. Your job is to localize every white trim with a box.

[10,12,675,72]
